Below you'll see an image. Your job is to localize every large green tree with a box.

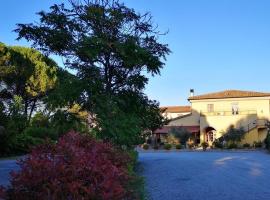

[0,43,58,122]
[16,0,170,146]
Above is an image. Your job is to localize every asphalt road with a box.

[0,158,19,187]
[139,151,270,200]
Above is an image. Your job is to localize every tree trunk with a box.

[28,99,37,123]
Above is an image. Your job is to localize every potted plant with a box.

[201,142,208,151]
[175,144,182,150]
[142,143,149,150]
[243,143,250,149]
[164,143,172,150]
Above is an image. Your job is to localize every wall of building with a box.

[168,113,200,126]
[169,97,270,144]
[191,97,270,119]
[200,113,258,141]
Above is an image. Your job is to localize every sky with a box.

[1,0,270,106]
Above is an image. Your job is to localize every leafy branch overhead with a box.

[0,43,58,121]
[15,0,170,146]
[15,0,170,94]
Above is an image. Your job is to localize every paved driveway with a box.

[0,159,19,187]
[139,151,270,200]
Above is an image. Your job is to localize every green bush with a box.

[164,143,172,150]
[243,143,250,148]
[201,142,209,151]
[187,143,194,149]
[0,115,28,156]
[0,126,5,136]
[23,127,57,140]
[175,144,182,149]
[31,112,50,127]
[13,133,44,153]
[125,150,146,199]
[50,110,89,137]
[223,126,245,143]
[142,144,149,150]
[171,127,190,146]
[127,150,138,165]
[265,134,270,151]
[213,139,223,149]
[227,143,238,149]
[254,141,263,148]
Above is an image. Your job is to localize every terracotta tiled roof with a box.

[188,90,270,100]
[160,106,191,113]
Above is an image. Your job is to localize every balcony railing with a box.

[257,119,268,128]
[200,110,257,116]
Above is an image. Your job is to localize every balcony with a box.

[200,110,257,116]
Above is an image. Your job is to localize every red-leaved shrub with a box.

[1,131,135,200]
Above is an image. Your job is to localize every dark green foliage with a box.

[0,111,28,156]
[125,150,146,200]
[23,127,57,140]
[30,112,50,128]
[227,143,238,149]
[201,142,209,151]
[265,134,270,151]
[171,127,191,145]
[12,133,44,154]
[0,43,57,122]
[142,144,149,150]
[50,110,90,137]
[223,126,245,143]
[213,139,223,149]
[0,102,8,126]
[175,144,182,149]
[44,69,83,109]
[15,0,170,147]
[93,91,165,146]
[243,143,251,148]
[164,143,172,150]
[253,141,263,148]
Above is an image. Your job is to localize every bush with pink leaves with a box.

[1,131,138,200]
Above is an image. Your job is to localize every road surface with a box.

[139,151,270,200]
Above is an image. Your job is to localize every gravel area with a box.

[139,151,270,200]
[0,159,19,187]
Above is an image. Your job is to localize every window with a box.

[207,104,214,112]
[232,103,239,115]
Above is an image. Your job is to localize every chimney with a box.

[190,89,194,97]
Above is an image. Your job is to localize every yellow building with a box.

[156,90,270,146]
[160,106,191,119]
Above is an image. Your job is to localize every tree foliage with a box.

[223,125,245,143]
[0,43,89,156]
[0,43,58,122]
[171,127,191,145]
[16,0,170,146]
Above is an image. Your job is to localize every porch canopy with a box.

[154,126,200,134]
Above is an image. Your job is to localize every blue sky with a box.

[1,0,270,106]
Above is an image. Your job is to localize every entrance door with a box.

[205,131,215,146]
